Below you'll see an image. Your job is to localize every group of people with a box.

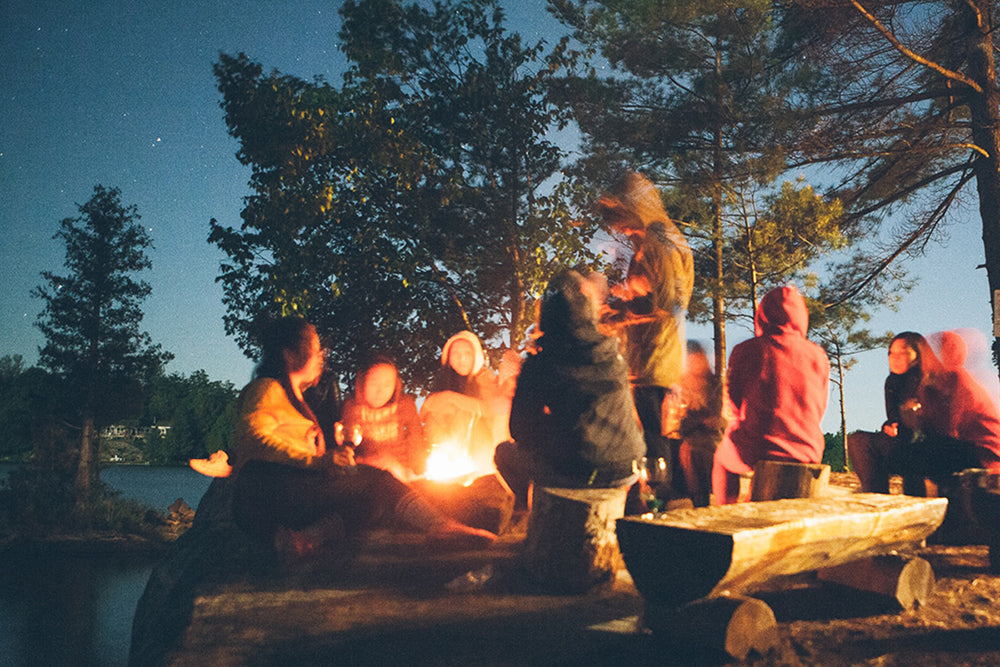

[196,168,1000,567]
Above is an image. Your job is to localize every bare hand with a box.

[883,422,899,438]
[308,425,326,458]
[331,445,355,467]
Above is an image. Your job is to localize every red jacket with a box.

[726,285,830,465]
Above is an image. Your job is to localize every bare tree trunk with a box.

[838,354,849,470]
[75,415,98,513]
[963,0,1000,378]
[712,41,728,394]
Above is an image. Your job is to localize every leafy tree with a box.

[32,185,172,511]
[0,355,32,458]
[210,0,600,388]
[138,370,238,464]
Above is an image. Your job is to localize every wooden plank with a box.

[617,493,947,607]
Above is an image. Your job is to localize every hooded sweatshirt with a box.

[726,285,830,465]
[604,172,694,388]
[509,270,646,485]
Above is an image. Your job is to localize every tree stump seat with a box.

[749,460,831,501]
[930,468,1000,571]
[520,485,629,593]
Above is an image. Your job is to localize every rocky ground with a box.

[137,474,1000,667]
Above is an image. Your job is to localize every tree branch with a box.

[851,0,984,93]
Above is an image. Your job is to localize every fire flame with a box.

[424,441,478,485]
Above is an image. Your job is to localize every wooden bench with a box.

[617,494,947,658]
[520,485,629,593]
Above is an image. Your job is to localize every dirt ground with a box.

[157,474,1000,667]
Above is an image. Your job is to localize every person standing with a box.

[596,171,694,499]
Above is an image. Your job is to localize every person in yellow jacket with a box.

[596,171,694,501]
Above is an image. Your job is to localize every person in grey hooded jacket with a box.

[494,269,646,505]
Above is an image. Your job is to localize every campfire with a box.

[423,440,479,485]
[412,439,514,534]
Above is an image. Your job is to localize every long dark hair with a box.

[354,353,402,407]
[253,316,317,420]
[254,317,315,380]
[891,331,941,378]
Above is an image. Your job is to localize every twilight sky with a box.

[1,0,993,434]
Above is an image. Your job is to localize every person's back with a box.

[728,285,829,465]
[509,270,645,485]
[498,269,645,503]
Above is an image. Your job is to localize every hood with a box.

[931,329,967,370]
[597,171,670,230]
[755,285,809,337]
[441,330,486,376]
[538,269,603,348]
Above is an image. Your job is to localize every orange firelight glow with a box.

[423,441,480,485]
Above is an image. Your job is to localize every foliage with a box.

[548,0,872,382]
[822,431,847,472]
[0,355,34,458]
[0,466,163,539]
[210,0,602,389]
[32,185,172,508]
[139,370,238,464]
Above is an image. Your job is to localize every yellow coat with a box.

[231,377,321,471]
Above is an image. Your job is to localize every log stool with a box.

[931,468,1000,570]
[521,485,629,593]
[750,460,830,501]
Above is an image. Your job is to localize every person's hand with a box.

[331,445,355,467]
[189,450,232,478]
[307,425,326,458]
[883,422,899,438]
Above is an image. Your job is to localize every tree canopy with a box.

[210,0,603,389]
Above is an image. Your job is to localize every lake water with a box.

[0,465,212,667]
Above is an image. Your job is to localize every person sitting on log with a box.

[339,354,428,480]
[676,340,728,507]
[494,268,646,507]
[228,316,496,564]
[712,284,830,504]
[851,330,1000,496]
[420,330,502,472]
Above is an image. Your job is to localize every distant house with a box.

[99,423,172,440]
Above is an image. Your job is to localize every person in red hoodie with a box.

[712,285,830,504]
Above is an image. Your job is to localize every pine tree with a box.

[33,185,171,511]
